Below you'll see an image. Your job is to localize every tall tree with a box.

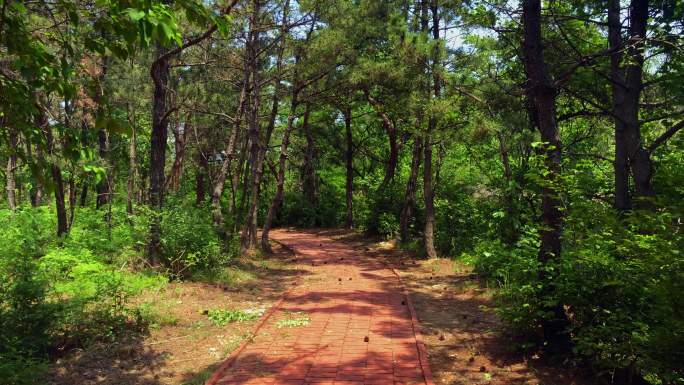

[521,0,569,352]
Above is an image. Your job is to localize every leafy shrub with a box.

[377,212,399,240]
[160,202,226,278]
[474,207,684,384]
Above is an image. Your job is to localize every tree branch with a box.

[648,120,684,154]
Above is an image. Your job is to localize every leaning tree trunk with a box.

[344,107,354,229]
[211,82,246,233]
[400,133,422,242]
[522,0,570,353]
[261,90,299,252]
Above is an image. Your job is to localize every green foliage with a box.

[206,308,263,326]
[160,200,228,278]
[473,208,684,384]
[377,212,399,240]
[0,206,166,384]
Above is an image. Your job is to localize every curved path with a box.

[207,229,433,385]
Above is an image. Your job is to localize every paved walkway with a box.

[207,230,432,385]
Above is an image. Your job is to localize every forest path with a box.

[206,229,433,385]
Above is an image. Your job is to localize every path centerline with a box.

[207,230,432,385]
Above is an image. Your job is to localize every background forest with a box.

[1,0,683,384]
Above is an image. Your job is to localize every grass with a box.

[276,312,310,328]
[206,308,264,326]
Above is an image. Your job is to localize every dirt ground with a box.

[323,229,597,385]
[46,241,303,385]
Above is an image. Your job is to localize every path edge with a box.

[204,237,303,385]
[385,258,437,385]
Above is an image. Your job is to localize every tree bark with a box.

[423,0,439,259]
[364,90,398,190]
[610,0,653,211]
[301,103,317,207]
[195,151,208,205]
[67,177,76,230]
[127,123,136,215]
[400,133,422,242]
[6,129,17,211]
[38,106,68,237]
[240,0,263,251]
[344,107,354,229]
[608,0,629,211]
[165,115,190,191]
[212,81,246,232]
[95,56,111,209]
[147,44,172,265]
[79,120,89,207]
[497,131,517,244]
[26,139,43,207]
[522,0,569,352]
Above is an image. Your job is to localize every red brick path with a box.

[207,230,432,385]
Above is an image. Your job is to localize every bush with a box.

[473,208,684,384]
[0,206,167,385]
[377,212,399,239]
[160,202,227,278]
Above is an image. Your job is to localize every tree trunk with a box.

[624,0,653,208]
[147,44,172,265]
[301,103,317,207]
[26,139,43,207]
[400,133,422,242]
[195,151,208,205]
[261,91,299,252]
[522,0,569,352]
[67,177,76,230]
[497,131,517,244]
[6,129,18,211]
[38,106,68,237]
[165,116,190,191]
[95,129,111,208]
[79,121,89,207]
[240,0,263,251]
[79,183,88,207]
[212,74,246,231]
[127,124,136,214]
[364,90,398,190]
[608,0,630,211]
[344,107,354,229]
[95,56,111,209]
[423,0,439,259]
[610,0,653,211]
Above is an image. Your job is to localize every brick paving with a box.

[207,230,431,385]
